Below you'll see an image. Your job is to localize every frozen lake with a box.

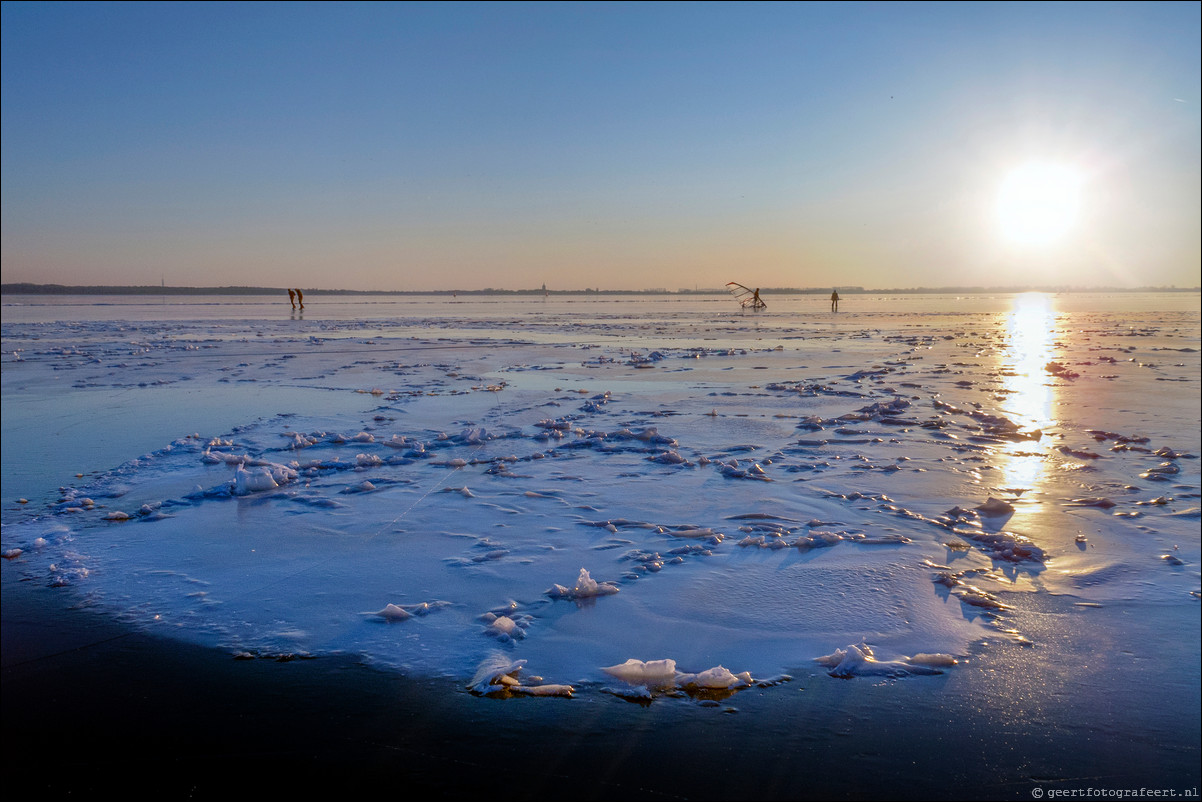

[2,291,1199,796]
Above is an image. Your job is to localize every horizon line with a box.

[3,283,1200,297]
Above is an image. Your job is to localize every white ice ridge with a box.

[601,658,754,691]
[814,643,958,678]
[545,567,620,600]
[467,654,574,697]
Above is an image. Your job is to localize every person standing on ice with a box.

[288,288,296,309]
[830,289,840,312]
[296,288,304,309]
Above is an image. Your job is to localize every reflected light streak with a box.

[998,293,1058,490]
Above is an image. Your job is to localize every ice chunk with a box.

[814,643,949,678]
[602,659,756,694]
[513,683,574,697]
[229,461,297,495]
[459,427,489,444]
[373,603,411,622]
[1068,497,1117,509]
[469,654,527,694]
[484,614,528,641]
[675,666,754,690]
[468,654,573,697]
[546,567,620,600]
[234,466,278,494]
[975,497,1015,517]
[601,658,678,687]
[367,600,448,621]
[908,653,959,668]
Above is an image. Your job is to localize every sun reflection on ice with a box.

[998,292,1058,490]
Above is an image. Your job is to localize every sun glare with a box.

[998,292,1058,491]
[996,162,1083,246]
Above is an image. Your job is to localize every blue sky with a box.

[2,1,1198,291]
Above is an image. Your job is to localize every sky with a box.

[2,1,1199,292]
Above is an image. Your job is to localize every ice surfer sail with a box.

[726,282,766,311]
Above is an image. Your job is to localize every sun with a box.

[995,162,1083,246]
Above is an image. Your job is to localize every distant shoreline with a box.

[3,283,1199,297]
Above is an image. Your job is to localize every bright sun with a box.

[996,162,1083,246]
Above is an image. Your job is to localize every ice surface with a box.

[2,292,1199,695]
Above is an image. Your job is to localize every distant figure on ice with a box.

[830,290,840,313]
[288,288,296,309]
[753,288,762,309]
[296,288,304,309]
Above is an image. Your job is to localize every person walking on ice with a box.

[830,289,840,313]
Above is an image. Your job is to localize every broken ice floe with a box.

[738,529,910,551]
[468,654,574,698]
[580,519,725,545]
[1067,497,1117,509]
[814,643,957,678]
[937,504,1046,563]
[1059,445,1103,460]
[601,658,755,699]
[932,569,1010,612]
[367,600,450,622]
[602,657,679,687]
[480,610,533,642]
[545,567,620,600]
[932,399,1042,441]
[975,497,1015,518]
[372,603,412,622]
[716,459,771,480]
[233,463,297,495]
[930,567,1033,644]
[1141,462,1181,480]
